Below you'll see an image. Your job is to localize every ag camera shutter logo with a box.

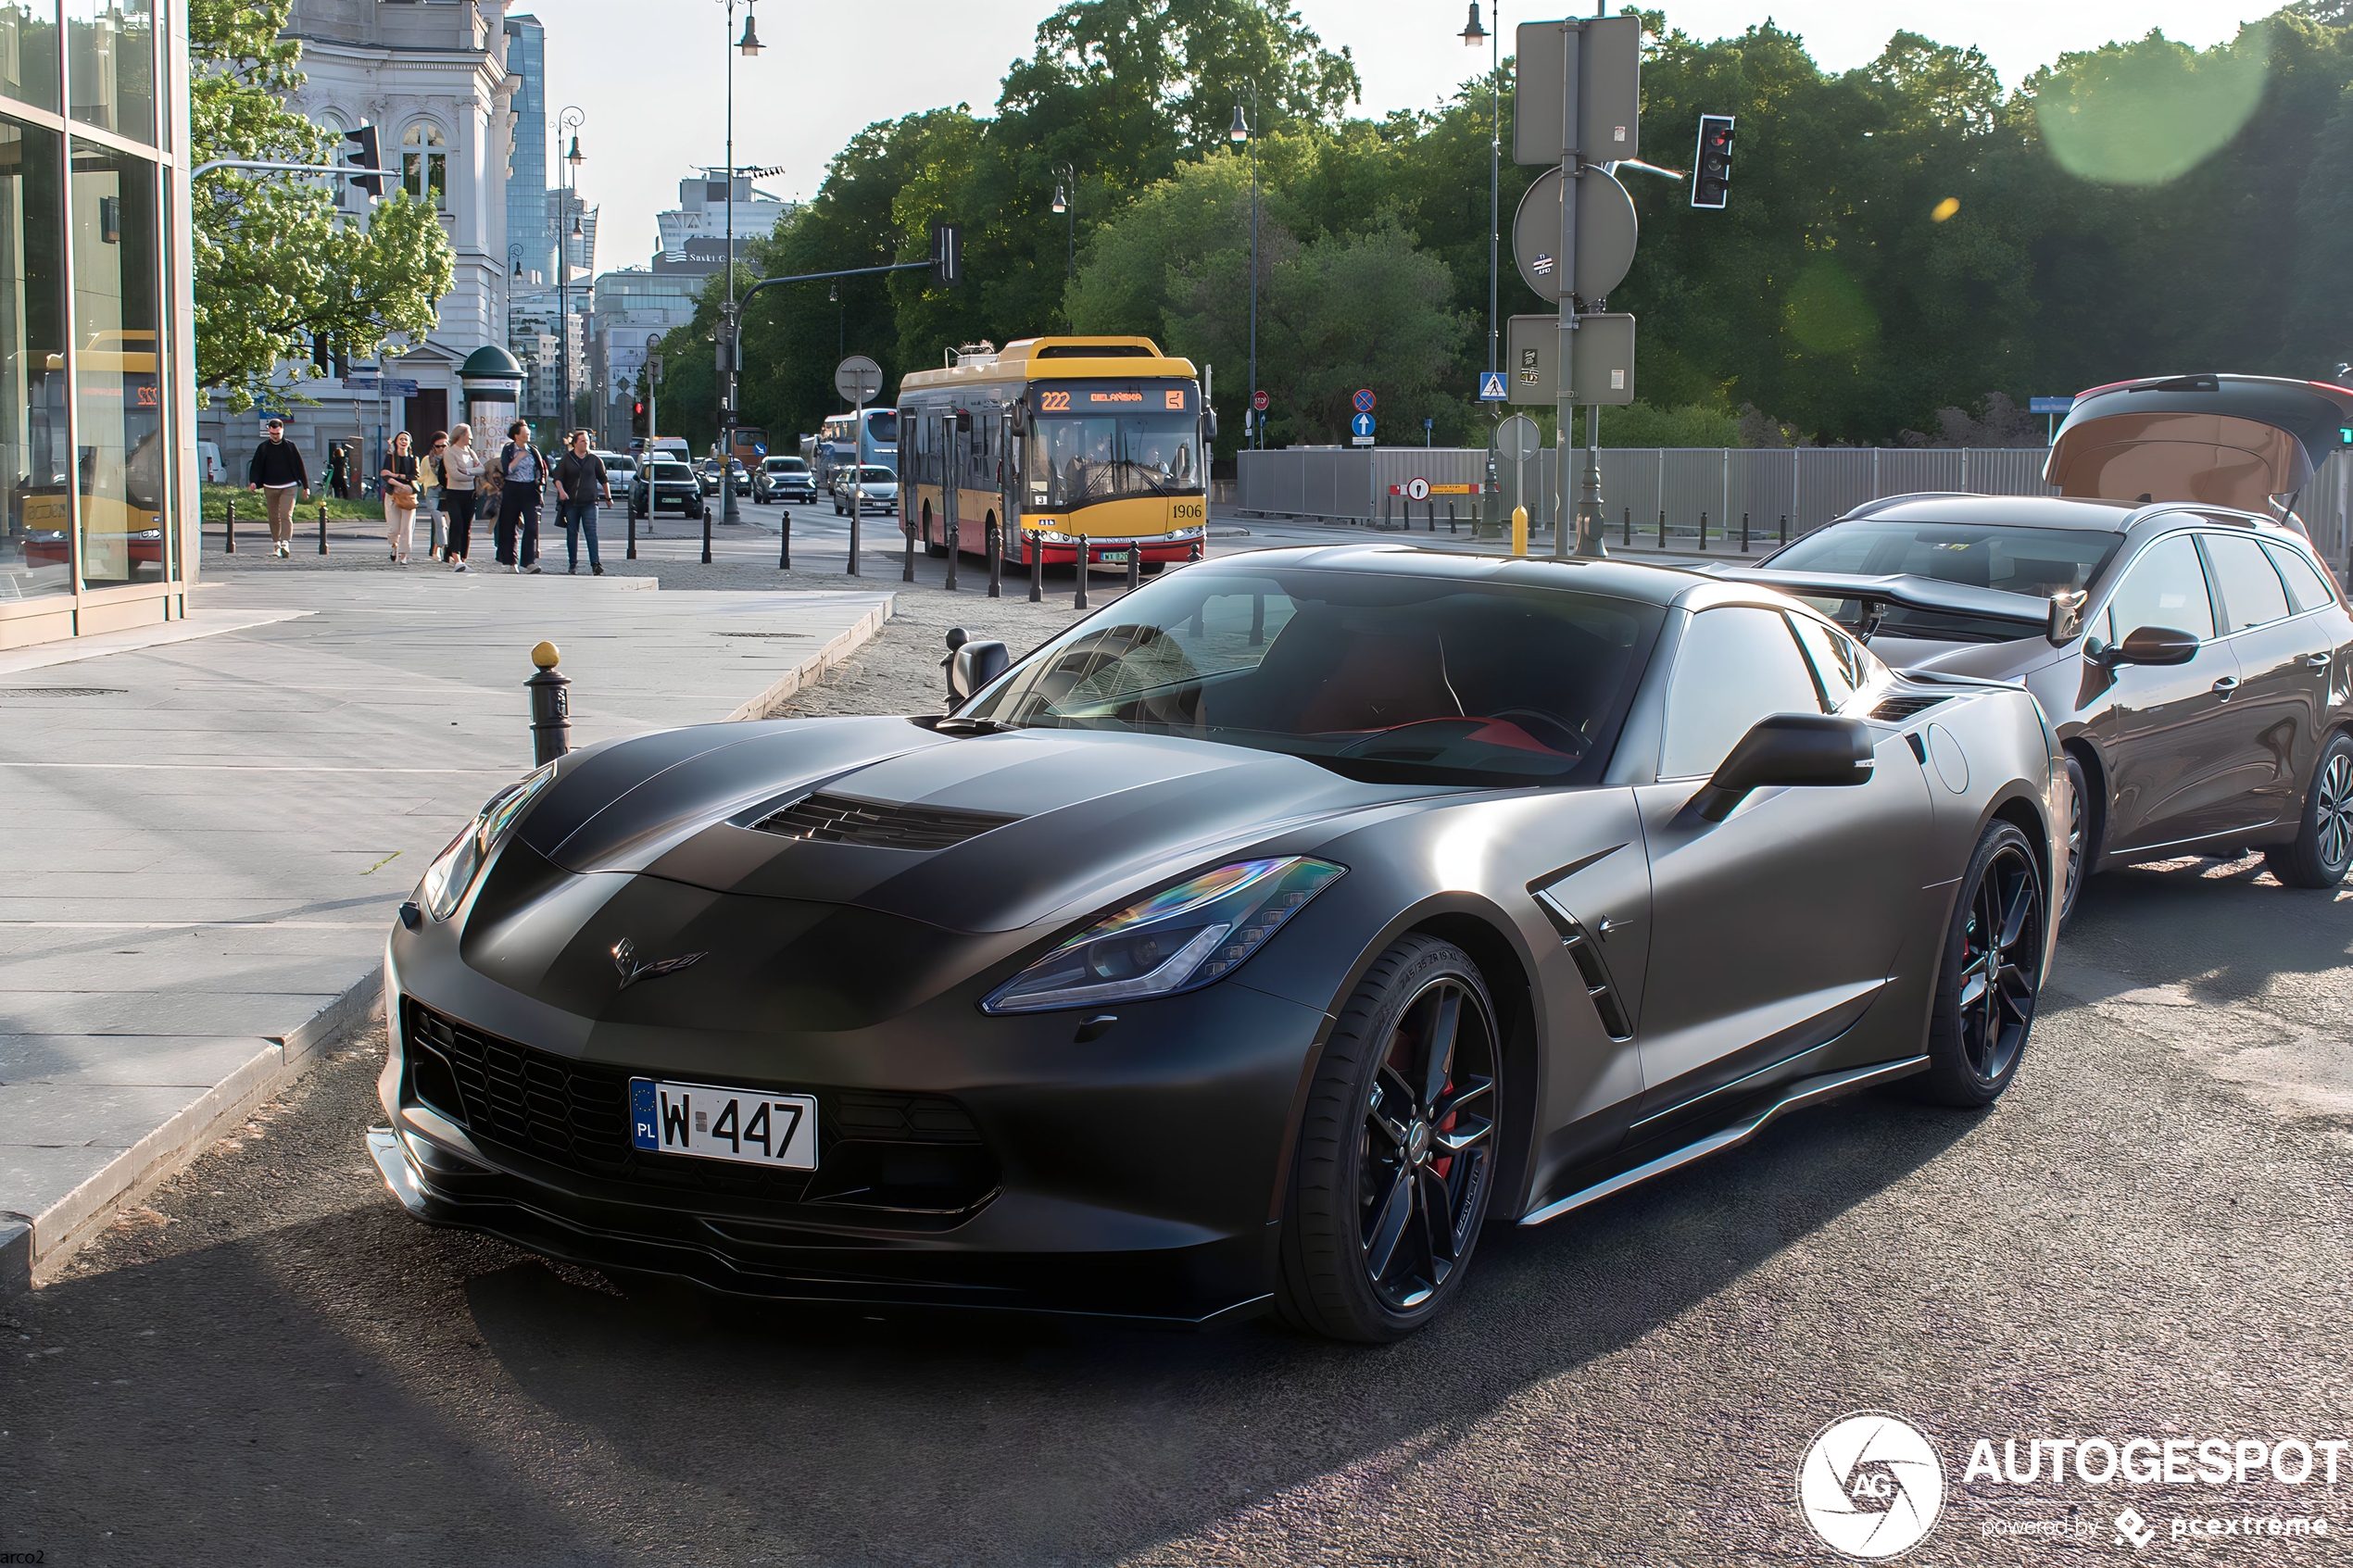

[1796,1411,1945,1560]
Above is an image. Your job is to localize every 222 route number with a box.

[1039,391,1071,411]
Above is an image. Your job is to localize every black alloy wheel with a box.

[2058,752,2093,926]
[2265,732,2353,889]
[1916,819,2045,1107]
[1277,935,1500,1341]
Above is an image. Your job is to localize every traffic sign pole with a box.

[1555,20,1579,560]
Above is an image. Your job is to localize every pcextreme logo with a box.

[1796,1411,1946,1560]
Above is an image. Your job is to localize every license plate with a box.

[629,1077,819,1169]
[1100,550,1129,563]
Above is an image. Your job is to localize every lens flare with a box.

[1930,197,1960,223]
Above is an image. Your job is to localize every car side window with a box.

[2200,533,2291,634]
[2263,542,2337,614]
[1786,613,1879,710]
[2101,534,2215,645]
[1659,607,1827,780]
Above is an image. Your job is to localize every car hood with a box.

[2046,374,2353,511]
[511,716,1454,935]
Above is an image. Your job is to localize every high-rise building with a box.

[504,14,554,288]
[589,269,703,448]
[654,170,793,267]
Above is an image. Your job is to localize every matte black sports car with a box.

[369,546,2065,1340]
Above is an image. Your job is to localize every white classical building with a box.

[198,0,526,469]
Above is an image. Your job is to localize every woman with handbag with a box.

[381,430,422,564]
[493,419,546,573]
[440,423,484,572]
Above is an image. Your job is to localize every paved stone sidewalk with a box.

[0,572,892,1287]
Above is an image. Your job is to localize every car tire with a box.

[1913,818,2045,1108]
[2264,731,2353,889]
[1276,934,1501,1342]
[2058,751,2095,927]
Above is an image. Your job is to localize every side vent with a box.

[751,793,1020,852]
[1530,886,1634,1041]
[1869,691,1951,722]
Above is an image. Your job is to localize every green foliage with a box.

[189,0,454,410]
[1595,401,1744,447]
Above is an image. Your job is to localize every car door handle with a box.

[2211,676,2240,696]
[2306,652,2333,669]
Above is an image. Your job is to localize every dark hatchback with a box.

[629,459,704,521]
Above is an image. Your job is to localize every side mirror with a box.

[947,639,1010,705]
[2046,589,2087,646]
[1203,408,1219,440]
[1688,713,1876,822]
[2111,625,2199,667]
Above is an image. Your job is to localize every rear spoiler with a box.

[1708,567,2086,645]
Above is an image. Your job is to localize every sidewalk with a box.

[0,571,893,1289]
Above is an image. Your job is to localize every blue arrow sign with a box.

[1478,370,1507,401]
[1351,412,1376,439]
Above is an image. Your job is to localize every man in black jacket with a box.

[245,419,309,558]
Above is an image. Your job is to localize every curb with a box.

[10,601,895,1292]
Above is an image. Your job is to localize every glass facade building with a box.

[0,0,191,649]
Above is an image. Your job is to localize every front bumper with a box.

[373,912,1331,1323]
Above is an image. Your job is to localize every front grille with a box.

[401,999,996,1212]
[750,792,1018,852]
[1869,692,1951,721]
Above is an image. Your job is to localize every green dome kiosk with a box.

[459,345,525,433]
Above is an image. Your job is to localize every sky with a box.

[535,0,2290,269]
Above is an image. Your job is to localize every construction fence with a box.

[1236,445,2353,568]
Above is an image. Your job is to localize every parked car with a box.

[369,545,2062,1339]
[1723,372,2353,922]
[629,458,703,521]
[754,455,815,506]
[830,464,899,516]
[593,451,637,490]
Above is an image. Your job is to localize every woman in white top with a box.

[439,423,484,572]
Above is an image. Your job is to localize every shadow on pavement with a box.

[2066,853,2353,1009]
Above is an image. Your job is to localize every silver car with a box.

[831,465,899,516]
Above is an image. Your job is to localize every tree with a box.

[189,0,453,410]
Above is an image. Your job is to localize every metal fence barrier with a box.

[1237,445,2353,568]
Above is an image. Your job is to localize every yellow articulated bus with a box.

[896,336,1211,572]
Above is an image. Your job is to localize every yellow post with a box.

[1510,505,1529,558]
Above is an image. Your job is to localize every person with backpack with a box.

[493,419,546,573]
[552,429,612,575]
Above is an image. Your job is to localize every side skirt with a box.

[1516,1055,1929,1228]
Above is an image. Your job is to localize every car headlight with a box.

[982,857,1344,1014]
[417,763,556,922]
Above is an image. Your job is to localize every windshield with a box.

[854,467,896,484]
[1028,413,1199,508]
[866,411,898,445]
[650,462,690,482]
[767,458,804,472]
[961,568,1662,785]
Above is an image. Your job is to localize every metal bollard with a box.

[1126,544,1140,595]
[318,501,328,556]
[1657,510,1666,549]
[848,506,861,577]
[1447,502,1457,534]
[224,495,235,554]
[1028,529,1042,602]
[1697,510,1707,553]
[626,499,637,560]
[1742,511,1750,553]
[903,509,916,583]
[1780,513,1789,547]
[1189,535,1202,562]
[988,518,1001,598]
[1621,507,1630,547]
[525,641,571,765]
[778,509,790,571]
[1510,505,1529,558]
[1074,542,1088,610]
[944,521,958,592]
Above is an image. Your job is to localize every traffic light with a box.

[931,221,963,286]
[1691,115,1734,209]
[632,399,647,435]
[343,125,383,199]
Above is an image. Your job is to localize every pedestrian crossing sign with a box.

[1478,370,1507,402]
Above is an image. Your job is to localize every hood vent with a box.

[1869,692,1951,722]
[751,792,1020,852]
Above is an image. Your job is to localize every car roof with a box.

[1837,492,2138,532]
[1190,542,1742,609]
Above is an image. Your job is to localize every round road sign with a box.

[1353,387,1378,414]
[1405,477,1432,501]
[1512,165,1638,302]
[1252,389,1270,412]
[834,355,884,407]
[1497,413,1542,461]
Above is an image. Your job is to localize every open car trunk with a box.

[2045,374,2353,514]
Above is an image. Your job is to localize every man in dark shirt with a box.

[245,419,309,558]
[552,429,612,575]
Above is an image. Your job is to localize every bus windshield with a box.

[1028,411,1199,508]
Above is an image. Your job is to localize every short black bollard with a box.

[1656,510,1666,549]
[847,508,861,577]
[778,509,790,571]
[1126,544,1140,595]
[526,641,571,765]
[1780,513,1789,547]
[318,502,328,556]
[903,511,916,583]
[987,518,1001,598]
[1447,502,1457,534]
[1074,542,1088,611]
[1697,510,1708,553]
[1621,507,1630,547]
[1742,511,1751,553]
[223,495,235,554]
[944,521,958,592]
[1189,536,1203,562]
[626,501,637,561]
[1029,530,1043,602]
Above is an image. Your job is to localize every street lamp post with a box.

[556,107,585,439]
[711,0,761,557]
[1460,2,1501,529]
[1228,94,1259,449]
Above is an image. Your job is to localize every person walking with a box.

[245,418,308,558]
[327,441,351,500]
[440,423,483,572]
[552,429,611,575]
[493,419,546,574]
[422,431,449,559]
[380,430,422,564]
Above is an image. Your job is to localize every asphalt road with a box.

[6,591,2350,1566]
